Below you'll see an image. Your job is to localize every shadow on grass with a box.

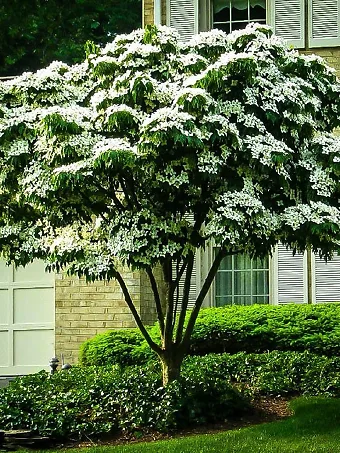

[55,397,340,453]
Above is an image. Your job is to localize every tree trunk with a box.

[160,349,184,386]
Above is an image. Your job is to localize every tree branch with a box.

[145,266,165,336]
[114,270,162,355]
[175,251,194,344]
[172,259,181,331]
[163,258,174,349]
[180,248,241,352]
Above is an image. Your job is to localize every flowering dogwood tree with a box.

[1,24,340,384]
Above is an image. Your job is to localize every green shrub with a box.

[2,350,339,441]
[0,367,119,439]
[0,364,247,439]
[189,303,340,356]
[79,329,155,366]
[183,351,340,397]
[80,303,340,367]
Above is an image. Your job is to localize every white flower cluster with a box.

[3,139,29,158]
[283,202,340,229]
[197,150,223,174]
[309,166,336,197]
[179,53,208,70]
[245,133,292,177]
[93,137,136,159]
[186,28,230,51]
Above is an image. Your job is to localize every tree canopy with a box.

[0,0,141,76]
[1,24,340,383]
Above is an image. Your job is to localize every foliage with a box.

[0,365,247,439]
[57,397,340,452]
[79,303,340,366]
[0,367,119,439]
[189,303,340,356]
[0,0,141,76]
[1,24,340,383]
[1,350,339,441]
[79,329,151,367]
[183,351,340,397]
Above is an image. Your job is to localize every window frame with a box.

[214,251,270,306]
[205,0,340,49]
[211,0,267,34]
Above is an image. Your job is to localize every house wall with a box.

[302,48,340,76]
[55,270,143,364]
[143,0,166,26]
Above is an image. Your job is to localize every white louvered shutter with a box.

[167,0,199,42]
[276,244,307,303]
[309,0,340,47]
[171,213,198,311]
[314,254,340,302]
[172,256,198,310]
[269,0,305,48]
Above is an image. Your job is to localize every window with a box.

[215,251,269,306]
[167,0,340,48]
[211,0,340,48]
[213,0,266,33]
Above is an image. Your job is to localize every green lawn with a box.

[49,397,340,453]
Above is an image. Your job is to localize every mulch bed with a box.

[60,396,293,449]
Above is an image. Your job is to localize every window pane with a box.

[234,270,252,295]
[214,6,230,22]
[234,295,252,305]
[234,254,251,270]
[253,295,269,304]
[214,250,270,306]
[216,296,233,307]
[215,271,232,296]
[231,21,249,31]
[218,254,232,271]
[253,255,269,269]
[231,5,248,21]
[250,5,265,20]
[213,0,267,33]
[252,270,269,295]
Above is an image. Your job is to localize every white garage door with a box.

[0,260,55,376]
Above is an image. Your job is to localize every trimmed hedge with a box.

[79,303,340,367]
[183,351,340,397]
[79,329,152,367]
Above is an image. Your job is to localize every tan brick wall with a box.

[55,269,143,365]
[140,266,166,325]
[143,0,167,26]
[143,0,154,26]
[162,0,167,24]
[302,48,340,77]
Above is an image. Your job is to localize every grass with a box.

[50,397,340,453]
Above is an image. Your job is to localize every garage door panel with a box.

[1,260,55,376]
[0,332,9,366]
[13,330,54,366]
[14,260,53,283]
[0,261,11,283]
[13,288,54,324]
[0,290,9,324]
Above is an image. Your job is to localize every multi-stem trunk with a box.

[159,345,185,386]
